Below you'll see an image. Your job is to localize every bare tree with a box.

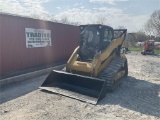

[145,10,160,36]
[41,13,52,20]
[60,15,69,24]
[127,33,137,47]
[95,14,107,25]
[50,15,59,22]
[126,31,149,47]
[135,31,148,42]
[57,14,80,25]
[145,19,154,35]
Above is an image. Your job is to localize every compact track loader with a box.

[141,40,155,55]
[40,24,128,104]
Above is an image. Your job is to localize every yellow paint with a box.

[66,32,127,78]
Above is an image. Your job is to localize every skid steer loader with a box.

[40,24,128,104]
[141,40,155,55]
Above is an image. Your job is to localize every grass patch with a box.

[154,50,160,54]
[128,47,160,54]
[129,47,143,51]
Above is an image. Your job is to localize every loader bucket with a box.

[40,70,107,104]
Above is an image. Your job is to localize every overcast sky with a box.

[0,0,160,32]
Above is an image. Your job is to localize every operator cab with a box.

[79,24,114,61]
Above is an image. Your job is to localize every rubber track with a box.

[99,57,127,91]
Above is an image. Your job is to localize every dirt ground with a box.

[0,52,160,120]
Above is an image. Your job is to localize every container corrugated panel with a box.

[0,14,80,75]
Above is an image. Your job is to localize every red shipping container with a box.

[0,14,80,75]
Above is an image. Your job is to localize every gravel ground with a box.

[0,52,160,120]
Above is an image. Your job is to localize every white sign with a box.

[25,28,51,48]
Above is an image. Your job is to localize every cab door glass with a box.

[104,30,112,42]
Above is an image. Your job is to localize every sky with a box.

[0,0,160,32]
